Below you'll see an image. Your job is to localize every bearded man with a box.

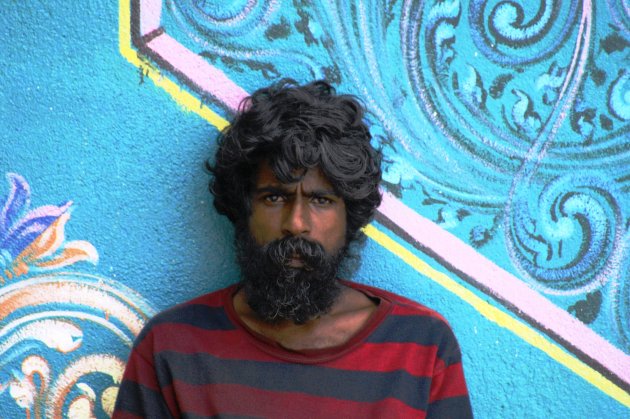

[113,81,473,418]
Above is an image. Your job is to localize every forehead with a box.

[254,162,334,190]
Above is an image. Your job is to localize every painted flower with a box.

[0,173,98,282]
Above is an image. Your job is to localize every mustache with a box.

[263,236,326,270]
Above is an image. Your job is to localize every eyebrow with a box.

[254,185,340,197]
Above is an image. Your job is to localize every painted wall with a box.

[1,1,628,417]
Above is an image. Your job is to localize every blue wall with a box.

[1,1,628,417]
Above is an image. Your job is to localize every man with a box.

[113,81,473,418]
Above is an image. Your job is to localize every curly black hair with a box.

[208,80,382,241]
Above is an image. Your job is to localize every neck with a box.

[232,282,379,351]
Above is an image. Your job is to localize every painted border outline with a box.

[118,0,630,406]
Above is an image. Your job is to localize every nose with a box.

[281,199,311,237]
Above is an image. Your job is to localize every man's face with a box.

[234,162,348,324]
[249,162,347,259]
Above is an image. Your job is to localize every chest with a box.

[153,341,436,418]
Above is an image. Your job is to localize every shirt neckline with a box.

[223,279,392,364]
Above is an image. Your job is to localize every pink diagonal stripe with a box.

[134,0,630,390]
[139,0,162,36]
[378,190,630,385]
[146,33,248,112]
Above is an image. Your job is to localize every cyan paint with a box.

[0,1,628,417]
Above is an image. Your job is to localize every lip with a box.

[284,253,315,270]
[287,257,305,268]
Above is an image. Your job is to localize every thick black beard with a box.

[235,228,345,325]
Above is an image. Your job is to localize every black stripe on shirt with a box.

[155,352,432,411]
[427,395,474,418]
[367,314,462,367]
[116,380,174,418]
[135,304,236,346]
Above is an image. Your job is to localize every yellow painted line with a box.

[118,0,229,131]
[363,224,630,408]
[118,0,629,407]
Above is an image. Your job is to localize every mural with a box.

[0,174,156,416]
[0,0,628,417]
[126,0,629,399]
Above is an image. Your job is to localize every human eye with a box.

[263,193,285,204]
[311,195,334,206]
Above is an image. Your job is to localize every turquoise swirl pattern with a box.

[160,0,629,351]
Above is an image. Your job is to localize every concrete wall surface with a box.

[1,1,628,417]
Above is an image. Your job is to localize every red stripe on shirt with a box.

[429,362,469,402]
[138,323,442,377]
[164,381,427,419]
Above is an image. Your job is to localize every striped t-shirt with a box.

[113,281,472,418]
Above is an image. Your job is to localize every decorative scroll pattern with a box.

[0,174,98,282]
[159,0,629,351]
[0,174,155,417]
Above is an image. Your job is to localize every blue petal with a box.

[0,173,31,241]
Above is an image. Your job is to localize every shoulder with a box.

[344,280,450,323]
[134,283,238,343]
[345,280,462,360]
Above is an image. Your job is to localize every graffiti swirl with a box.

[0,273,155,418]
[469,0,579,65]
[167,0,279,37]
[608,69,629,121]
[165,0,324,83]
[605,0,630,35]
[613,250,630,351]
[507,174,624,294]
[143,0,629,355]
